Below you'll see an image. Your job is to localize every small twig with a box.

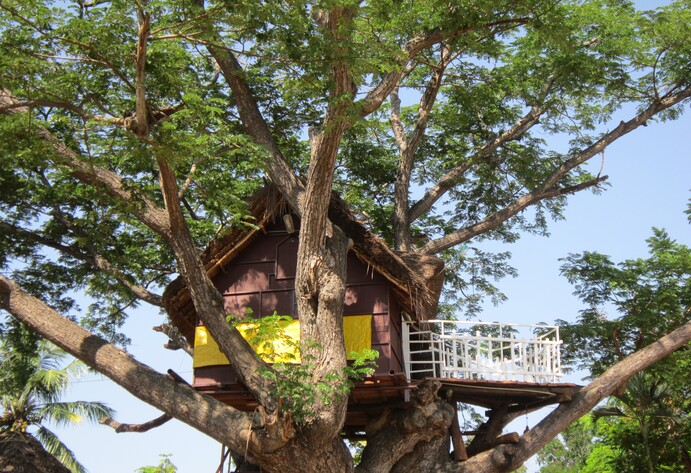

[178,158,202,199]
[153,324,193,356]
[99,413,172,433]
[597,150,605,178]
[98,369,191,433]
[133,8,151,137]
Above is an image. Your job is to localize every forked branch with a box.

[408,75,556,223]
[392,44,451,250]
[0,89,169,234]
[420,85,691,255]
[100,413,172,433]
[194,0,303,212]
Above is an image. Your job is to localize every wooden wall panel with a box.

[194,218,407,390]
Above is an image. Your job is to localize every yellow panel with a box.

[192,315,373,368]
[193,326,230,368]
[344,315,372,358]
[238,319,301,364]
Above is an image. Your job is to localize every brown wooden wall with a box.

[194,219,404,390]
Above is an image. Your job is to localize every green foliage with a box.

[559,228,691,376]
[438,246,518,319]
[135,454,178,473]
[344,348,379,381]
[346,439,366,466]
[0,1,690,466]
[0,319,115,473]
[1,0,687,332]
[228,312,299,362]
[537,417,605,473]
[550,228,691,472]
[590,372,691,473]
[260,347,378,424]
[227,314,378,424]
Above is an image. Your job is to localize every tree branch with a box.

[153,323,193,356]
[0,89,170,235]
[99,413,172,433]
[358,30,447,118]
[420,175,608,255]
[289,6,356,440]
[358,17,530,118]
[156,156,278,412]
[408,45,451,158]
[393,45,450,250]
[178,158,203,199]
[194,0,304,213]
[0,275,291,458]
[133,7,151,137]
[541,88,691,191]
[0,3,135,91]
[420,85,691,255]
[408,75,555,223]
[0,221,164,307]
[0,97,126,126]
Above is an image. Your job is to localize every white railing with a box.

[402,320,563,383]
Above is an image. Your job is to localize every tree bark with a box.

[99,413,172,433]
[357,380,454,473]
[290,6,357,453]
[157,157,279,413]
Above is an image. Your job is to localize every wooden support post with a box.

[449,401,468,461]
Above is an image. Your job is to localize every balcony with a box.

[403,320,563,384]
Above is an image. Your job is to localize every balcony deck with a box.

[403,320,565,383]
[402,320,579,415]
[194,320,579,434]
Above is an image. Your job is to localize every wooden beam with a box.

[449,401,468,461]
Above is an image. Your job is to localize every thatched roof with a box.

[0,431,71,473]
[163,185,445,345]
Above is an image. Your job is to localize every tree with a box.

[0,1,690,472]
[536,412,619,473]
[0,320,114,473]
[554,229,691,472]
[592,373,691,473]
[135,454,178,473]
[536,417,596,473]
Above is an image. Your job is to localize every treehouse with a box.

[163,185,579,439]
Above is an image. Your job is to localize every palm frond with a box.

[36,341,70,371]
[593,406,627,421]
[63,358,88,381]
[34,425,88,473]
[24,368,70,404]
[40,401,114,427]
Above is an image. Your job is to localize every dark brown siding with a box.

[194,219,404,387]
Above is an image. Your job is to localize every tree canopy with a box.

[546,229,691,472]
[1,0,691,472]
